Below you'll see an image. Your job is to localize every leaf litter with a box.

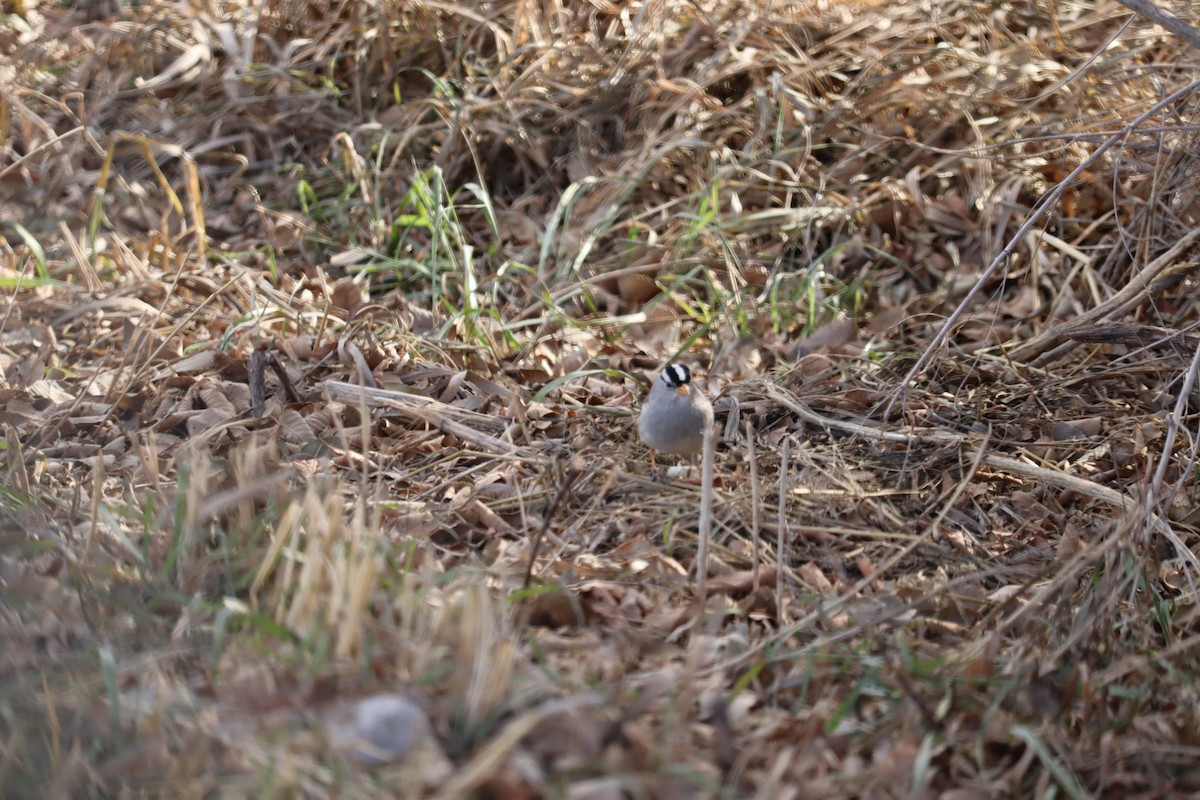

[3,0,1200,797]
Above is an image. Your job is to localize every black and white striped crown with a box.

[660,363,692,389]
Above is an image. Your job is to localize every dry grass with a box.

[4,0,1200,797]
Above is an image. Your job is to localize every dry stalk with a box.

[746,419,761,593]
[761,383,1200,579]
[1018,231,1200,365]
[889,75,1200,409]
[324,379,538,457]
[695,421,716,602]
[1115,0,1200,48]
[776,436,790,626]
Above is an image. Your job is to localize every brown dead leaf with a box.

[788,318,859,359]
[712,336,764,381]
[864,302,911,335]
[1048,420,1086,441]
[1010,491,1056,530]
[522,706,605,771]
[795,562,834,594]
[627,303,682,356]
[458,498,519,537]
[707,567,779,595]
[527,588,588,628]
[618,271,659,306]
[476,750,545,800]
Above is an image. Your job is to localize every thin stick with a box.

[745,420,761,592]
[1017,230,1200,366]
[886,75,1200,416]
[763,384,1199,575]
[1114,0,1200,48]
[776,436,791,625]
[1143,333,1200,595]
[696,422,716,604]
[523,461,579,588]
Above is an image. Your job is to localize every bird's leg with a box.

[649,448,664,482]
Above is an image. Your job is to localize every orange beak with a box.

[676,384,690,397]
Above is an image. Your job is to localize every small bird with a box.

[638,363,714,474]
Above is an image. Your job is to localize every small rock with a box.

[330,694,434,768]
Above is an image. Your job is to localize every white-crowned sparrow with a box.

[638,363,714,472]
